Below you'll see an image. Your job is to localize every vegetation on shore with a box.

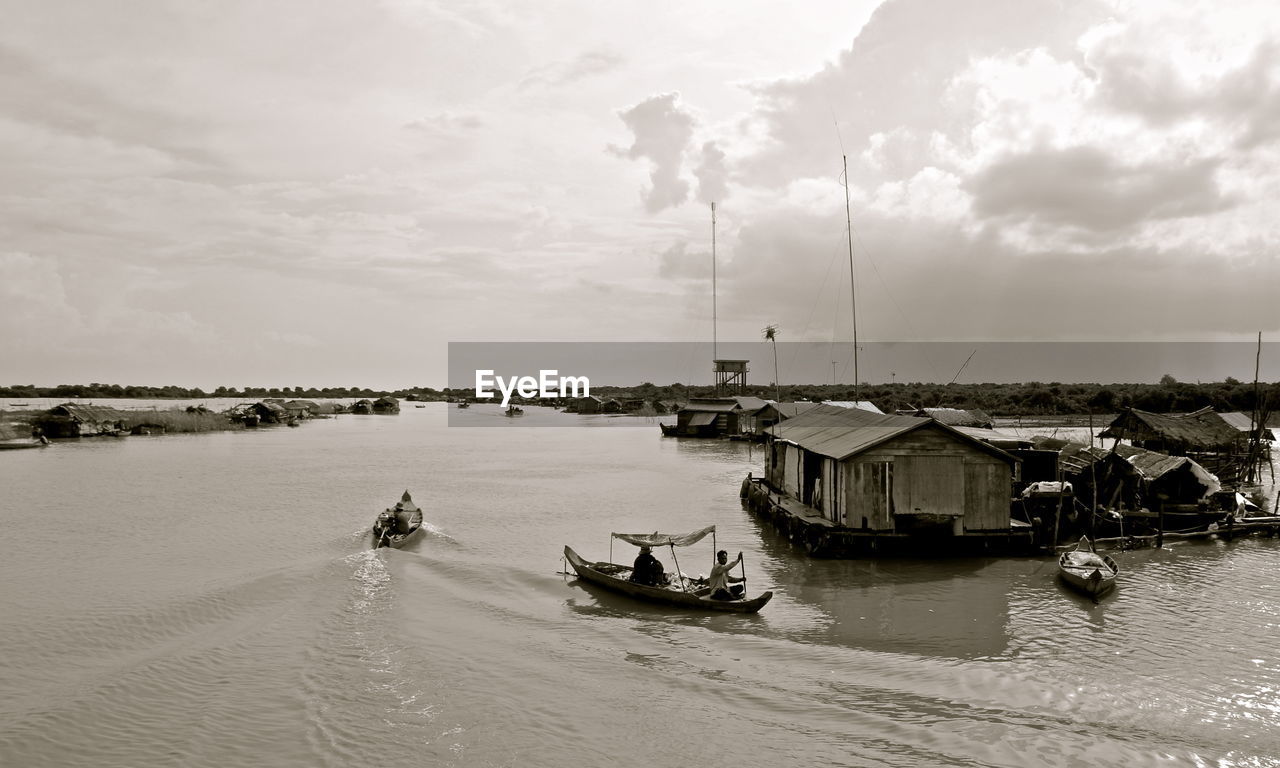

[3,375,1275,418]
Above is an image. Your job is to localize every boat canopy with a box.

[612,525,715,548]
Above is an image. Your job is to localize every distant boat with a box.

[371,491,425,549]
[505,405,523,416]
[456,402,470,409]
[1058,537,1118,599]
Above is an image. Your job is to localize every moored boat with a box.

[563,526,772,613]
[1058,537,1118,598]
[0,441,46,451]
[372,490,425,549]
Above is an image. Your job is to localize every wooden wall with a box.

[811,424,1014,532]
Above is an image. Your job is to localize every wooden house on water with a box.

[1098,407,1271,486]
[33,403,131,438]
[1020,435,1243,545]
[664,396,770,438]
[372,396,400,414]
[741,405,1030,557]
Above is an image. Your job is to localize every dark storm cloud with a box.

[968,147,1232,234]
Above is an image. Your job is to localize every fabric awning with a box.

[687,412,718,427]
[612,525,716,548]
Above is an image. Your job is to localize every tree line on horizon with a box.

[2,375,1275,417]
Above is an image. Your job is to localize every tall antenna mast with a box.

[712,202,718,362]
[843,155,859,401]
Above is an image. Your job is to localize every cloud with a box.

[609,92,695,212]
[694,141,729,204]
[967,147,1229,235]
[520,50,624,89]
[657,241,711,281]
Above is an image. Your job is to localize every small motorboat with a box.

[1058,536,1118,599]
[371,490,425,549]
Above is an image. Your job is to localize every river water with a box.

[1,402,1278,767]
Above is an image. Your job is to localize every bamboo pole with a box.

[669,544,687,592]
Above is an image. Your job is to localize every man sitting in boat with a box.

[707,550,745,600]
[629,546,665,587]
[375,510,396,540]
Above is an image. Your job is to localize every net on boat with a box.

[611,525,715,549]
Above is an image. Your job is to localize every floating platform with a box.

[740,476,1039,558]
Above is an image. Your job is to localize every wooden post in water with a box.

[1052,468,1064,550]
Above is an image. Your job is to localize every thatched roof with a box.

[1097,407,1244,450]
[47,403,129,423]
[1030,435,1220,495]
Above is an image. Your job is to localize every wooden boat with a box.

[456,402,470,409]
[1058,537,1118,598]
[564,527,772,613]
[505,405,523,416]
[659,423,679,437]
[371,490,425,549]
[0,441,46,451]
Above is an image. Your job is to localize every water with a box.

[2,403,1279,767]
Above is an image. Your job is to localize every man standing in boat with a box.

[707,550,745,600]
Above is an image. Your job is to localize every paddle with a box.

[738,551,747,599]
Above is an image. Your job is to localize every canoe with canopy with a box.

[564,525,772,613]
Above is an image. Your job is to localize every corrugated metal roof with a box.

[681,398,740,413]
[822,400,883,413]
[768,405,1016,464]
[1218,412,1272,438]
[955,426,1033,448]
[767,402,826,419]
[732,396,770,412]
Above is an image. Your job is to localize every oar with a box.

[738,551,748,598]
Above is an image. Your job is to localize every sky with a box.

[3,0,1279,389]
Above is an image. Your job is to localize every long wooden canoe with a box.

[372,491,425,549]
[1058,539,1118,599]
[563,546,772,613]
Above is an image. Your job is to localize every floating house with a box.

[666,396,770,437]
[1098,407,1270,485]
[372,396,400,414]
[742,405,1028,556]
[34,403,131,437]
[1021,435,1230,544]
[351,399,373,414]
[567,395,605,414]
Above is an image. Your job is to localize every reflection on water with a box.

[2,403,1280,767]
